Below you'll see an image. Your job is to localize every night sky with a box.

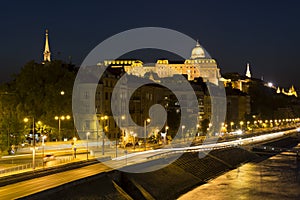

[1,0,300,88]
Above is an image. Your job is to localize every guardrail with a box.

[0,156,74,177]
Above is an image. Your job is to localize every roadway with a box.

[0,127,299,199]
[0,162,111,199]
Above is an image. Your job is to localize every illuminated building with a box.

[222,63,252,93]
[100,41,222,85]
[280,85,298,97]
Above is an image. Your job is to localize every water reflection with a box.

[179,153,300,200]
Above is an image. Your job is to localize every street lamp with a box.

[54,115,71,141]
[116,115,125,158]
[196,124,201,138]
[42,135,46,167]
[73,137,77,158]
[247,121,250,130]
[230,122,234,132]
[144,118,151,151]
[133,133,137,151]
[181,125,185,141]
[86,132,90,160]
[240,121,244,130]
[165,126,169,144]
[24,117,36,170]
[100,115,108,155]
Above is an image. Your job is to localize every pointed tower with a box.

[245,63,251,78]
[43,29,51,62]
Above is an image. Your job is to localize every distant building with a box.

[100,41,222,85]
[280,85,298,97]
[226,90,251,123]
[222,63,298,98]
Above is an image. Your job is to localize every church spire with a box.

[43,29,51,62]
[245,62,251,78]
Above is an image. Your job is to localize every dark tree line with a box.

[0,60,77,153]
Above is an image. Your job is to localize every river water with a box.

[179,149,300,199]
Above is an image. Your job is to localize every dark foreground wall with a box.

[26,147,260,200]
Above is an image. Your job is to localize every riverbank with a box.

[25,137,300,200]
[179,143,300,199]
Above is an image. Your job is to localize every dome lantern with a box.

[190,40,205,59]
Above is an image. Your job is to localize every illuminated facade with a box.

[280,85,298,97]
[222,63,252,93]
[100,41,222,85]
[223,63,298,98]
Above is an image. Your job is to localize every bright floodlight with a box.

[267,82,273,87]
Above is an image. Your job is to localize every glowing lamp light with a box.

[236,130,243,135]
[267,82,273,87]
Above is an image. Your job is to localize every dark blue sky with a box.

[1,0,300,88]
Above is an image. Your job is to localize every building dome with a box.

[190,41,205,59]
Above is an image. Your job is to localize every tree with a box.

[201,118,209,135]
[0,60,77,146]
[0,84,25,153]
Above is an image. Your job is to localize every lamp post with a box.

[181,125,185,142]
[73,137,77,158]
[100,115,108,155]
[86,132,90,160]
[247,121,250,130]
[240,121,244,130]
[55,115,70,141]
[115,115,125,158]
[42,135,46,167]
[133,133,137,150]
[144,118,151,151]
[165,126,169,144]
[24,117,35,170]
[230,122,234,132]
